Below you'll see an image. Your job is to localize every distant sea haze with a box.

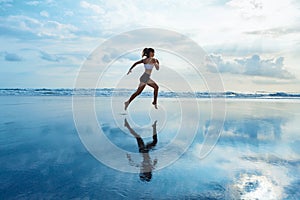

[0,88,300,99]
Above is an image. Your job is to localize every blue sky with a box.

[0,0,300,92]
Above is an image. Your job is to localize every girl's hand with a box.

[127,70,132,75]
[152,58,159,64]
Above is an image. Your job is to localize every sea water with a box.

[0,94,299,199]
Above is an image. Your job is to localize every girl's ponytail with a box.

[142,48,149,58]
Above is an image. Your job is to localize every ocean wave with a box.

[0,88,300,99]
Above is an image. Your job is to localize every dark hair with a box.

[142,48,155,58]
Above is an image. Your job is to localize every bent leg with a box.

[124,119,146,152]
[125,83,146,110]
[147,80,159,109]
[146,120,158,149]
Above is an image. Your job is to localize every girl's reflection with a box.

[124,118,158,182]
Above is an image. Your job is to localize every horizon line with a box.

[0,87,300,94]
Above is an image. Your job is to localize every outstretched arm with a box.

[126,153,140,167]
[127,59,144,75]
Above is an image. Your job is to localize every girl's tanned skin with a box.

[125,48,159,110]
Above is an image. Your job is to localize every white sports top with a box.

[144,63,154,70]
[144,58,155,70]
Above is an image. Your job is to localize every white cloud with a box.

[25,0,55,6]
[64,11,74,17]
[39,20,78,38]
[0,0,299,90]
[26,1,40,6]
[0,15,78,39]
[80,1,104,14]
[45,0,54,4]
[1,15,41,33]
[71,0,300,49]
[245,26,300,37]
[40,11,49,18]
[226,0,299,27]
[226,0,263,18]
[207,54,295,79]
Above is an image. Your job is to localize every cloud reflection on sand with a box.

[192,100,300,199]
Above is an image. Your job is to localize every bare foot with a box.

[152,102,158,109]
[124,101,129,110]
